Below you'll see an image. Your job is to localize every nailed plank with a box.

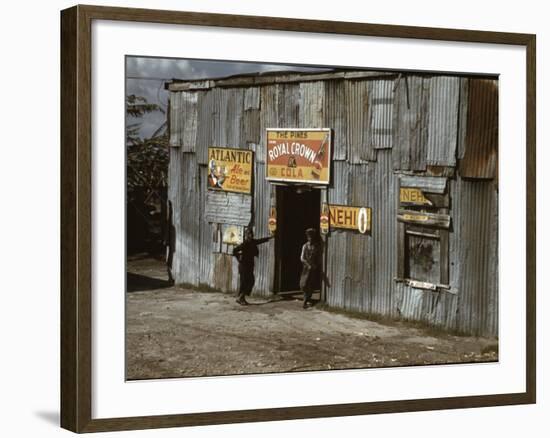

[397,209,451,228]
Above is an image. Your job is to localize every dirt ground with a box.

[126,255,498,380]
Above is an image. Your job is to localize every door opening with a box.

[275,186,321,292]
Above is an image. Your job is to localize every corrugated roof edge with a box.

[165,69,498,91]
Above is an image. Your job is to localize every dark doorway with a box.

[275,186,321,292]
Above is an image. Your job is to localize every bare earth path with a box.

[126,255,498,380]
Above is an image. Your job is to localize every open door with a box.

[275,186,321,292]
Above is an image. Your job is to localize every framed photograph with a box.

[60,4,536,433]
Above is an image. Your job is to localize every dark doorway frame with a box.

[274,185,321,293]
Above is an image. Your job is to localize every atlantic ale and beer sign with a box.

[207,147,253,194]
[266,128,331,185]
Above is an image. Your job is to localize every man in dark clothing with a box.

[232,228,272,305]
[164,201,176,285]
[300,228,322,309]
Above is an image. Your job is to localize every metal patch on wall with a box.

[221,224,243,245]
[207,147,254,194]
[265,128,331,184]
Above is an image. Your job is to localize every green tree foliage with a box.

[126,95,169,204]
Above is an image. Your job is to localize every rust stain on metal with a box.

[459,79,499,179]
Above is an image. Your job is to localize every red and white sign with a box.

[266,129,331,185]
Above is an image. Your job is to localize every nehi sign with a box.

[329,204,372,234]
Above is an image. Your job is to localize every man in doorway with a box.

[232,227,273,305]
[300,228,322,309]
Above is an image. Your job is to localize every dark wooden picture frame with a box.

[60,4,536,433]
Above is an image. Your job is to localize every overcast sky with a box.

[126,56,329,139]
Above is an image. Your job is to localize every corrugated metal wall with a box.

[167,72,499,337]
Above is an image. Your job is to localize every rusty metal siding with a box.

[168,152,201,286]
[198,166,214,287]
[395,283,458,329]
[426,76,460,166]
[457,78,469,160]
[392,76,428,171]
[326,229,347,309]
[277,83,301,128]
[299,81,324,128]
[211,88,245,148]
[212,253,234,293]
[211,88,226,146]
[345,164,370,312]
[183,153,201,287]
[258,85,278,164]
[195,90,214,164]
[326,161,350,308]
[169,92,181,147]
[167,146,182,279]
[324,80,347,160]
[328,160,349,204]
[244,87,260,110]
[252,162,275,297]
[226,88,245,147]
[368,150,396,315]
[242,87,261,146]
[179,92,198,152]
[459,79,499,179]
[452,177,498,336]
[369,79,394,149]
[346,80,373,162]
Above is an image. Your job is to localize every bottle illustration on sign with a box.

[320,202,329,235]
[311,134,328,179]
[208,159,226,189]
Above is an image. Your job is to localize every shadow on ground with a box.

[127,272,172,292]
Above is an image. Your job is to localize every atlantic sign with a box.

[266,129,331,185]
[207,147,253,194]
